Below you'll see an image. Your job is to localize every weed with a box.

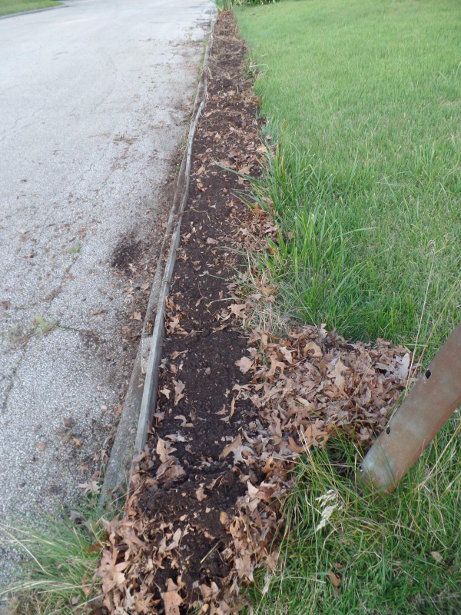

[34,315,58,335]
[67,243,81,255]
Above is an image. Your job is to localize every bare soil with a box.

[135,9,261,602]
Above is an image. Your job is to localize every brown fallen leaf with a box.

[156,458,185,483]
[220,511,229,526]
[160,528,182,553]
[431,551,444,563]
[328,570,341,594]
[171,349,188,360]
[230,303,246,318]
[279,346,293,364]
[165,432,187,443]
[97,548,129,594]
[229,396,236,419]
[161,578,183,615]
[133,311,142,321]
[220,435,242,459]
[219,435,254,464]
[328,570,341,586]
[330,358,349,391]
[235,553,254,581]
[160,387,171,400]
[303,340,322,358]
[235,356,252,374]
[78,480,100,495]
[173,379,185,405]
[153,410,165,422]
[167,316,182,334]
[267,355,286,379]
[156,437,175,463]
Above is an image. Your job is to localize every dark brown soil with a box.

[138,10,261,602]
[111,233,143,272]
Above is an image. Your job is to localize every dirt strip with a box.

[96,11,411,614]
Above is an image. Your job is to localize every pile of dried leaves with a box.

[95,11,412,614]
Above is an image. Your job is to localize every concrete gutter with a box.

[100,9,216,507]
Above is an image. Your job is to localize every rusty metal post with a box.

[360,322,461,492]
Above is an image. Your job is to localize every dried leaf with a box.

[160,388,171,399]
[235,356,252,374]
[303,340,322,358]
[235,553,254,581]
[161,578,183,615]
[156,437,173,463]
[330,358,348,391]
[173,379,185,405]
[328,570,341,588]
[219,435,254,464]
[220,511,229,525]
[431,551,443,563]
[230,303,246,318]
[156,458,185,483]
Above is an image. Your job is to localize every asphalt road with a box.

[0,0,212,583]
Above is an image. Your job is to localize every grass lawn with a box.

[236,0,460,361]
[247,424,461,614]
[235,1,461,613]
[0,0,60,17]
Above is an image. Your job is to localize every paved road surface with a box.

[0,0,212,582]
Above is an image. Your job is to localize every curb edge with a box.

[100,8,217,507]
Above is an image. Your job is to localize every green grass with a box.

[0,507,106,614]
[236,1,461,612]
[0,0,60,17]
[247,420,461,614]
[236,0,461,359]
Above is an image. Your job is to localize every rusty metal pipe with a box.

[360,322,461,492]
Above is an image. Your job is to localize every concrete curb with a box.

[100,9,216,507]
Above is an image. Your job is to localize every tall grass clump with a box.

[248,419,461,614]
[0,510,106,614]
[236,0,461,361]
[249,143,460,359]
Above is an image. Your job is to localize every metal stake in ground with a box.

[360,322,461,492]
